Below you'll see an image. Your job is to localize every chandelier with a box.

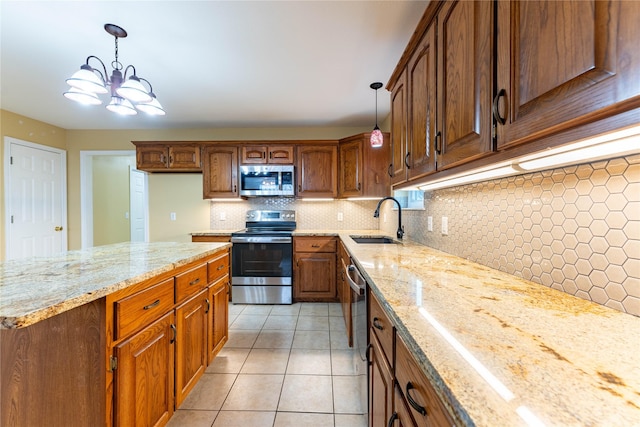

[63,24,165,116]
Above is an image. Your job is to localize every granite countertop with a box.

[0,241,231,329]
[190,230,237,236]
[337,233,640,427]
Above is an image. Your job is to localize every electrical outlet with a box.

[337,212,344,221]
[170,212,177,221]
[441,216,448,235]
[220,212,226,221]
[427,216,433,232]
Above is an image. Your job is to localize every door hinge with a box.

[10,215,14,224]
[9,156,13,165]
[110,356,118,371]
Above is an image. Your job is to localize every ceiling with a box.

[0,1,428,130]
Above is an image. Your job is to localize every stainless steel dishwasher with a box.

[346,262,368,418]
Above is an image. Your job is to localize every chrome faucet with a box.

[373,197,404,240]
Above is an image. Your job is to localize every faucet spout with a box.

[373,197,404,240]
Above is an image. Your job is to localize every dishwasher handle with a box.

[345,264,366,296]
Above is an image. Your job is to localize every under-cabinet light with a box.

[417,124,640,192]
[419,165,517,192]
[299,198,335,202]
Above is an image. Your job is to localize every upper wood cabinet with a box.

[436,0,494,170]
[241,145,294,164]
[390,69,409,186]
[407,21,437,180]
[494,0,640,149]
[202,146,239,199]
[338,133,390,198]
[296,145,338,198]
[133,142,202,172]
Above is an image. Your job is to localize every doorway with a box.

[80,151,148,248]
[4,137,68,260]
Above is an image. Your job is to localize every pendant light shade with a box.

[106,96,137,115]
[63,87,103,105]
[135,93,166,116]
[370,82,384,148]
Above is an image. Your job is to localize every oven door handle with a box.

[346,264,366,296]
[231,236,292,244]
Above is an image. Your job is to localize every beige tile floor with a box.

[167,302,367,427]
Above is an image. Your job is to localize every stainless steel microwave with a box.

[239,165,295,197]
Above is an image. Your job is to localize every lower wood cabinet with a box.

[369,332,394,427]
[114,311,175,427]
[293,236,337,301]
[337,240,352,346]
[208,275,230,364]
[192,235,232,243]
[175,289,209,408]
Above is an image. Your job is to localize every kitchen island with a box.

[0,241,231,427]
[336,233,640,426]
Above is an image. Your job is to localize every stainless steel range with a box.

[230,210,296,304]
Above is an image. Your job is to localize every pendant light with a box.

[370,82,384,147]
[64,24,165,116]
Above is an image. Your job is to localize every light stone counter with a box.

[0,241,231,329]
[335,233,640,427]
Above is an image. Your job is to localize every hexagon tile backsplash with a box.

[383,154,640,316]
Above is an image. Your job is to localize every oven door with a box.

[230,236,293,304]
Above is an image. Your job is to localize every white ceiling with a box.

[0,1,428,130]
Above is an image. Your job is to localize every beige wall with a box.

[0,110,67,260]
[92,155,135,246]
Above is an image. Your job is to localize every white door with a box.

[5,138,67,260]
[129,168,148,242]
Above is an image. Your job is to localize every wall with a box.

[62,124,373,249]
[92,155,135,246]
[0,110,67,260]
[382,154,640,316]
[207,198,380,231]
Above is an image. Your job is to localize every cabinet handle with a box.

[373,317,384,330]
[366,343,372,364]
[435,131,442,155]
[169,155,173,165]
[170,324,177,344]
[357,182,361,191]
[492,88,507,125]
[404,152,411,169]
[298,184,302,192]
[205,298,210,314]
[269,152,273,159]
[387,412,398,427]
[387,163,393,177]
[233,184,237,193]
[189,278,201,286]
[217,264,225,271]
[143,299,160,310]
[406,382,427,416]
[311,244,321,248]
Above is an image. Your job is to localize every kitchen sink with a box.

[350,235,399,244]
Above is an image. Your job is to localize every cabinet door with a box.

[294,252,337,301]
[114,311,175,427]
[407,22,437,180]
[369,333,394,427]
[339,140,363,197]
[202,146,239,198]
[495,0,640,149]
[241,146,268,164]
[296,145,338,198]
[175,290,208,408]
[390,69,409,186]
[168,145,201,171]
[437,0,494,170]
[268,146,295,164]
[208,276,229,364]
[136,145,168,170]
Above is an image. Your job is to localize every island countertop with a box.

[337,233,640,427]
[0,241,231,329]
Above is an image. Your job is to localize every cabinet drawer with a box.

[176,263,208,302]
[369,291,394,367]
[208,251,230,283]
[396,333,454,427]
[294,237,337,253]
[115,277,175,339]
